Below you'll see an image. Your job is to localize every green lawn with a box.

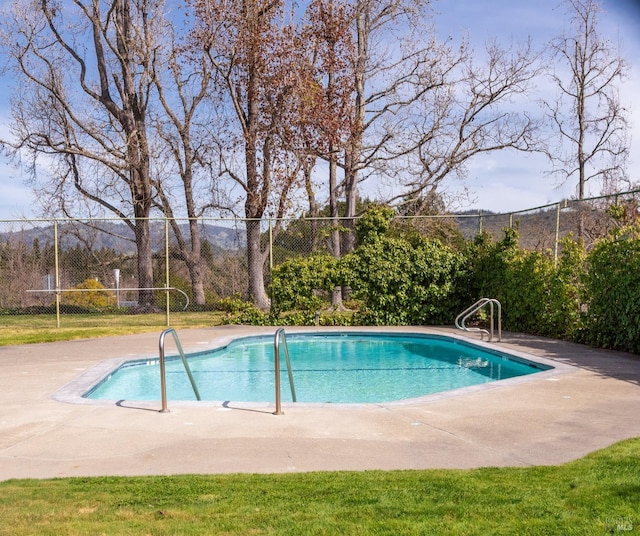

[0,438,638,535]
[0,312,223,345]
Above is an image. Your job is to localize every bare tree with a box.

[189,0,308,309]
[298,0,546,242]
[391,39,544,215]
[151,21,218,306]
[546,0,629,210]
[1,0,162,311]
[300,0,355,307]
[0,236,45,308]
[1,0,226,308]
[339,0,455,251]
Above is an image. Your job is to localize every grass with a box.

[0,312,223,345]
[0,438,638,535]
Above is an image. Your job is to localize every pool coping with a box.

[51,327,575,409]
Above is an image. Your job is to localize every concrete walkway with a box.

[0,325,639,481]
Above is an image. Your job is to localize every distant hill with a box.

[454,205,616,250]
[0,205,616,255]
[0,221,247,253]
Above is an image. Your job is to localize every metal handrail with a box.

[273,327,297,415]
[158,328,201,412]
[455,298,502,342]
[27,286,190,310]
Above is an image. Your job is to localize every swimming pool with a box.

[84,332,552,404]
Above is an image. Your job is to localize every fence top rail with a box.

[0,188,638,225]
[505,188,640,217]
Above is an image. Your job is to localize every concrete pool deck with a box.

[0,325,639,481]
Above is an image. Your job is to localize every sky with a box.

[0,0,639,218]
[433,0,640,212]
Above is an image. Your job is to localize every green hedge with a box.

[581,225,640,353]
[269,254,340,315]
[465,230,583,339]
[266,206,640,354]
[343,234,466,325]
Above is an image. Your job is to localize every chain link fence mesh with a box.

[1,189,638,320]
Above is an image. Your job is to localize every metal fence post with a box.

[554,202,561,266]
[54,220,61,328]
[269,219,273,271]
[165,217,170,327]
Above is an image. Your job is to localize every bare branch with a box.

[544,0,629,205]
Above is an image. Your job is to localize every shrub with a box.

[355,204,395,245]
[545,237,585,340]
[61,278,114,309]
[215,295,253,313]
[343,234,466,325]
[581,224,640,353]
[465,230,583,339]
[219,297,354,327]
[270,254,340,315]
[218,297,272,325]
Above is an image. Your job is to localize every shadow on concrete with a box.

[111,399,277,415]
[222,401,275,415]
[501,332,640,386]
[116,400,163,413]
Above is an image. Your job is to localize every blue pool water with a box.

[85,332,551,404]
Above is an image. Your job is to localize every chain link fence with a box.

[1,189,638,320]
[0,218,247,312]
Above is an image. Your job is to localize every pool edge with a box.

[51,326,577,409]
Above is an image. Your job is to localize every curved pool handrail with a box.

[158,328,201,413]
[455,298,502,342]
[274,327,297,415]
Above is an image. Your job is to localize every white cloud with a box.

[458,151,575,212]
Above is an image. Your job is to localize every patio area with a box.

[1,325,639,481]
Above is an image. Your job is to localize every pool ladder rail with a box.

[274,327,297,415]
[158,327,201,413]
[455,298,502,342]
[157,327,296,415]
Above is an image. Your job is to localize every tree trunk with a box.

[246,218,270,310]
[343,165,358,253]
[187,219,206,305]
[329,149,343,309]
[303,155,320,251]
[342,4,368,254]
[133,216,156,311]
[186,259,206,306]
